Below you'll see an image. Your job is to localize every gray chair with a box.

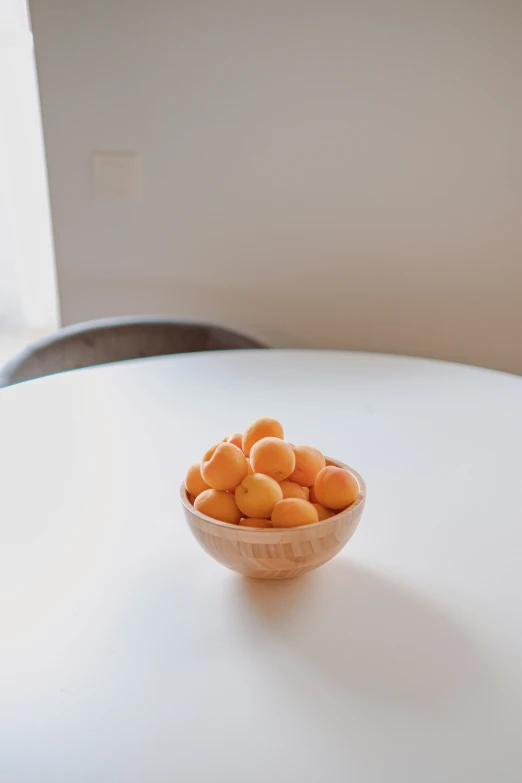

[0,316,266,388]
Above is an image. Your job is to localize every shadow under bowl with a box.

[180,458,366,579]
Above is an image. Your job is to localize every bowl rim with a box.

[179,457,366,531]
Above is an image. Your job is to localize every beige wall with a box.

[30,0,522,372]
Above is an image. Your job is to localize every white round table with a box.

[1,350,521,782]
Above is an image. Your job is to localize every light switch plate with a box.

[92,151,141,201]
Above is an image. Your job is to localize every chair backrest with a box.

[0,317,266,387]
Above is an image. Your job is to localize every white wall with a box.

[30,0,522,372]
[0,1,58,329]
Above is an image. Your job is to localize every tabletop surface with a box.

[1,350,521,782]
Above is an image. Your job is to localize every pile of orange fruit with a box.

[185,417,359,528]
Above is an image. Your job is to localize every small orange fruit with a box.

[314,466,359,510]
[250,438,295,481]
[223,432,243,450]
[201,442,248,491]
[271,498,319,528]
[235,474,283,518]
[312,502,335,521]
[195,489,242,524]
[289,445,326,487]
[242,417,284,457]
[279,479,308,500]
[239,518,273,528]
[185,462,211,498]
